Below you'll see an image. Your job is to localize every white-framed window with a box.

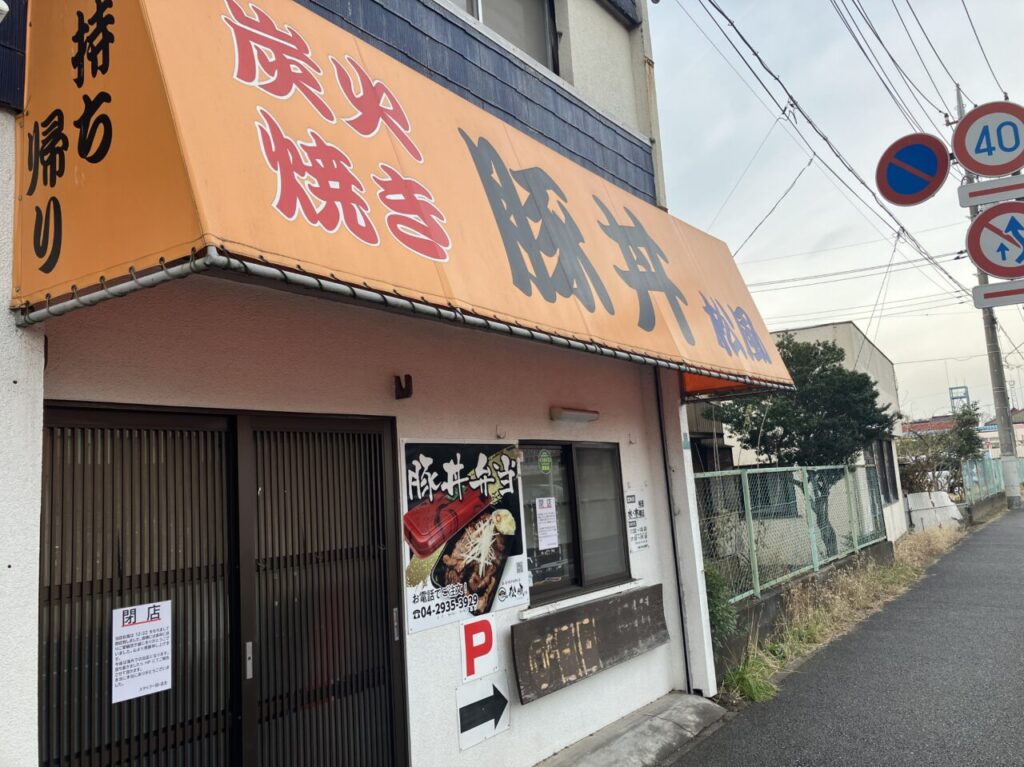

[456,0,558,72]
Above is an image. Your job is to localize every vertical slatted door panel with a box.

[254,428,397,767]
[39,418,232,766]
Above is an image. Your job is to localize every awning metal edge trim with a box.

[14,246,794,395]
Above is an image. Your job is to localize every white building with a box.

[770,322,907,542]
[0,1,792,765]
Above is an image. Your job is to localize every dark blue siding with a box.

[603,0,641,28]
[295,0,656,203]
[0,0,26,112]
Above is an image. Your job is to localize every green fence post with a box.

[845,467,861,553]
[802,467,820,571]
[741,471,761,598]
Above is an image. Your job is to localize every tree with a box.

[897,403,984,496]
[713,335,896,556]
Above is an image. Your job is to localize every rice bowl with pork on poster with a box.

[403,442,529,633]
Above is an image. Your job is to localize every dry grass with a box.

[718,525,964,705]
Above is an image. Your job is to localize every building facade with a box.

[773,322,906,542]
[0,1,792,765]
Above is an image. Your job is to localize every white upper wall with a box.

[775,323,901,422]
[0,109,47,767]
[555,0,650,135]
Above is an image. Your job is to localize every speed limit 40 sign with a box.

[953,102,1024,177]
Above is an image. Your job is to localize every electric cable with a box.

[707,116,781,230]
[904,0,975,106]
[959,0,1008,100]
[889,0,953,115]
[749,252,964,292]
[699,0,971,299]
[733,155,814,256]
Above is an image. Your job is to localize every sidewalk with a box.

[670,512,1024,767]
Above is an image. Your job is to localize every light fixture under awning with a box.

[13,0,792,396]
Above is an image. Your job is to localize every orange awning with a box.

[14,0,792,395]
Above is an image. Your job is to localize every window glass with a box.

[575,446,629,583]
[521,445,578,593]
[479,0,553,69]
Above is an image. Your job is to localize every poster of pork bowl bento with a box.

[403,442,529,633]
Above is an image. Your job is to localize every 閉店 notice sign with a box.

[112,600,172,704]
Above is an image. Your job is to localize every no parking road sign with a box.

[953,102,1024,177]
[875,133,950,206]
[966,201,1024,279]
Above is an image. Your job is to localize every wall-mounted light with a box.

[0,2,9,24]
[550,406,600,423]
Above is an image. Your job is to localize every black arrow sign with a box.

[459,684,508,733]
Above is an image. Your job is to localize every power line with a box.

[856,233,899,366]
[763,291,967,321]
[768,307,975,330]
[903,0,975,106]
[830,0,921,131]
[674,0,968,303]
[889,0,953,115]
[741,221,967,265]
[733,155,813,256]
[699,0,971,299]
[893,353,989,365]
[708,116,780,229]
[848,0,948,121]
[959,0,1008,100]
[748,252,964,292]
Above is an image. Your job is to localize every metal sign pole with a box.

[958,86,1022,510]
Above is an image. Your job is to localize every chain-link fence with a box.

[696,465,889,603]
[961,455,1024,506]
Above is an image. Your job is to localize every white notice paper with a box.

[626,493,649,552]
[535,496,559,551]
[112,600,172,704]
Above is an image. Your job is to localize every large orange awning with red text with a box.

[13,0,792,394]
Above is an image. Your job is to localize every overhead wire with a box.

[764,292,969,322]
[699,0,971,299]
[839,0,964,180]
[848,0,949,121]
[829,0,921,131]
[889,0,953,115]
[676,0,967,304]
[707,115,781,229]
[903,0,975,106]
[959,0,1008,100]
[749,252,964,292]
[733,155,814,256]
[768,306,975,329]
[741,221,967,264]
[855,233,901,365]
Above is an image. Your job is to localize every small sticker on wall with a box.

[626,493,649,552]
[538,449,552,474]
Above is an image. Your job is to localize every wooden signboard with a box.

[511,584,670,704]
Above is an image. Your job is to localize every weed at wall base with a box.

[718,526,963,704]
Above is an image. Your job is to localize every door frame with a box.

[43,401,411,767]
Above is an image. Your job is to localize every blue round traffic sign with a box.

[875,133,950,206]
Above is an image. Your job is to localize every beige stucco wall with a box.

[38,274,696,767]
[774,323,901,421]
[0,109,48,766]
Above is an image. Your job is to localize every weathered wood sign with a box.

[510,584,670,704]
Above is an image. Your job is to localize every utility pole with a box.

[957,86,1022,510]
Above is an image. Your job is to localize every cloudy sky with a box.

[649,0,1024,420]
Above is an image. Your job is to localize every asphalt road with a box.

[671,511,1024,767]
